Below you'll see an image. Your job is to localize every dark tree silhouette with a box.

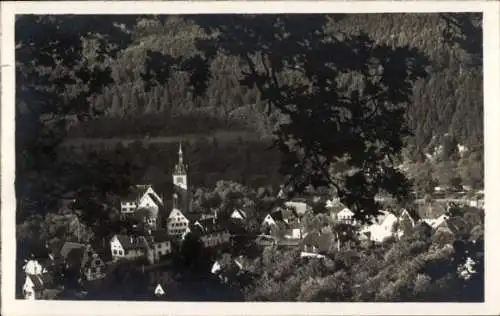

[16,15,136,220]
[143,14,429,222]
[441,13,482,68]
[15,15,197,224]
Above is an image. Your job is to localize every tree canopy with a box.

[143,14,430,221]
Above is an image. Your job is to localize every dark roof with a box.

[30,274,44,291]
[123,185,153,202]
[149,230,172,244]
[231,209,247,219]
[148,193,164,207]
[280,208,297,221]
[328,202,348,214]
[400,208,421,222]
[29,273,55,291]
[192,218,225,234]
[301,231,333,253]
[59,242,85,259]
[135,206,159,219]
[417,201,448,219]
[270,209,284,222]
[116,235,147,251]
[185,211,204,223]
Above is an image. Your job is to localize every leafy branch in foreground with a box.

[143,15,430,222]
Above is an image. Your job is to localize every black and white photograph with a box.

[1,1,500,315]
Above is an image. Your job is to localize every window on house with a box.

[113,250,117,255]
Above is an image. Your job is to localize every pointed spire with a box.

[178,142,183,164]
[173,142,187,175]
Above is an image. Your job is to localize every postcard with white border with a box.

[1,1,500,316]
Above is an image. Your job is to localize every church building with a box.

[172,143,190,214]
[166,143,192,237]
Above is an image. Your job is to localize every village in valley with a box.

[20,142,484,301]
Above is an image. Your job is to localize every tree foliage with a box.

[143,15,431,221]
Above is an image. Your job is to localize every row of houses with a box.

[22,241,109,300]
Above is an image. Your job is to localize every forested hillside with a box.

[16,13,483,222]
[68,14,483,155]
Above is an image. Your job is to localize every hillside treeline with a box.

[69,14,482,159]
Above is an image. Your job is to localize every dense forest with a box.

[67,14,483,151]
[58,13,483,201]
[16,13,483,221]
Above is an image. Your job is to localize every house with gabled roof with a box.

[191,217,231,248]
[145,230,173,264]
[230,209,247,221]
[336,208,355,225]
[21,257,61,300]
[154,283,166,296]
[23,272,58,300]
[81,254,106,282]
[120,184,164,223]
[22,259,46,275]
[261,209,283,227]
[422,213,450,230]
[417,201,448,220]
[300,231,334,254]
[360,210,398,243]
[58,242,106,282]
[110,234,148,261]
[166,206,190,238]
[396,208,420,238]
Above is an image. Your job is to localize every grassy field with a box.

[62,130,270,149]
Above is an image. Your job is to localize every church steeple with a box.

[174,143,187,175]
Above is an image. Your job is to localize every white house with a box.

[230,209,247,221]
[120,185,164,215]
[325,197,341,208]
[399,209,416,227]
[211,261,222,274]
[362,211,399,243]
[22,267,55,300]
[167,208,190,237]
[23,274,49,300]
[423,214,450,230]
[336,208,355,224]
[261,214,277,227]
[110,234,147,261]
[23,260,45,275]
[154,283,166,296]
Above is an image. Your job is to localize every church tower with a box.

[172,143,189,213]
